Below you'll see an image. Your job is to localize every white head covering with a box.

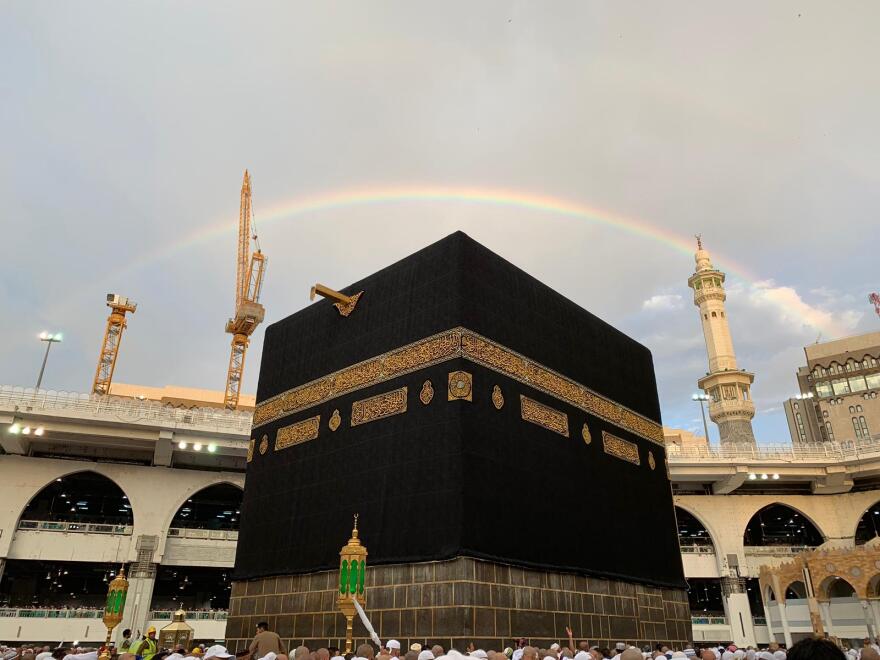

[722,653,735,660]
[419,653,435,660]
[574,653,591,660]
[544,657,556,660]
[672,654,686,659]
[263,654,277,660]
[204,647,233,660]
[772,653,786,660]
[387,642,401,651]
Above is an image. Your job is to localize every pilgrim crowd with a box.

[4,622,880,660]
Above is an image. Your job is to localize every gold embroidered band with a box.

[520,395,569,437]
[275,415,321,451]
[602,431,640,465]
[351,387,408,426]
[254,327,663,446]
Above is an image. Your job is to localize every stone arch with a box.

[168,482,244,530]
[743,502,825,546]
[818,575,858,601]
[867,574,880,599]
[764,583,777,602]
[675,505,716,548]
[854,499,880,545]
[161,477,244,533]
[784,580,807,599]
[16,469,135,528]
[674,501,722,549]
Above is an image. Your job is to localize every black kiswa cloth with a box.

[235,232,685,589]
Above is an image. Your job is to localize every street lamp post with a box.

[34,332,62,392]
[693,393,711,444]
[35,332,63,391]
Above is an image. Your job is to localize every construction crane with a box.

[92,294,137,395]
[223,170,267,409]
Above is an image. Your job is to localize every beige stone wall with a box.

[226,558,691,653]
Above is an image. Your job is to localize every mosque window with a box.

[853,418,863,439]
[832,378,851,395]
[826,422,835,441]
[849,376,867,392]
[861,417,870,437]
[704,314,708,320]
[823,411,829,418]
[850,406,856,414]
[857,404,863,412]
[722,385,738,400]
[711,311,717,318]
[815,381,833,398]
[721,311,725,317]
[794,402,799,410]
[741,386,750,400]
[866,373,880,389]
[710,387,720,402]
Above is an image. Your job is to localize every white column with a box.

[777,601,794,648]
[819,601,834,639]
[870,601,880,638]
[118,570,157,644]
[723,589,757,647]
[862,600,876,638]
[763,603,776,643]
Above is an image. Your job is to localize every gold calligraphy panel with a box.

[351,387,408,426]
[602,431,640,466]
[253,327,663,447]
[275,415,321,451]
[520,395,569,437]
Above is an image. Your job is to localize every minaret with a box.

[688,236,756,447]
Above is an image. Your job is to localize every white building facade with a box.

[3,386,880,648]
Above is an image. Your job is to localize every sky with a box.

[1,1,878,444]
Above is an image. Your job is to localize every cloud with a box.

[642,294,683,311]
[747,280,862,338]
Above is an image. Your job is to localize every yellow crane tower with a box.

[224,170,267,409]
[92,294,137,395]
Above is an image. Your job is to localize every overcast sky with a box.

[2,2,878,444]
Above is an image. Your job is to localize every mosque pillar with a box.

[721,577,757,646]
[777,601,794,648]
[870,601,880,638]
[861,600,876,638]
[118,565,158,644]
[762,602,776,642]
[819,601,835,639]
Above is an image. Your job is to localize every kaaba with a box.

[227,232,690,651]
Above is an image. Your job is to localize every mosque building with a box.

[1,241,879,649]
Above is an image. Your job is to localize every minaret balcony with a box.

[707,398,756,421]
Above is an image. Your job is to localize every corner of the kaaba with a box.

[227,231,690,653]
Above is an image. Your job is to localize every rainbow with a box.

[112,183,850,336]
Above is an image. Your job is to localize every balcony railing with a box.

[0,386,252,433]
[744,545,817,557]
[149,610,228,621]
[667,436,880,463]
[17,520,133,535]
[691,615,728,625]
[0,608,229,621]
[0,608,103,619]
[680,544,716,554]
[167,528,239,541]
